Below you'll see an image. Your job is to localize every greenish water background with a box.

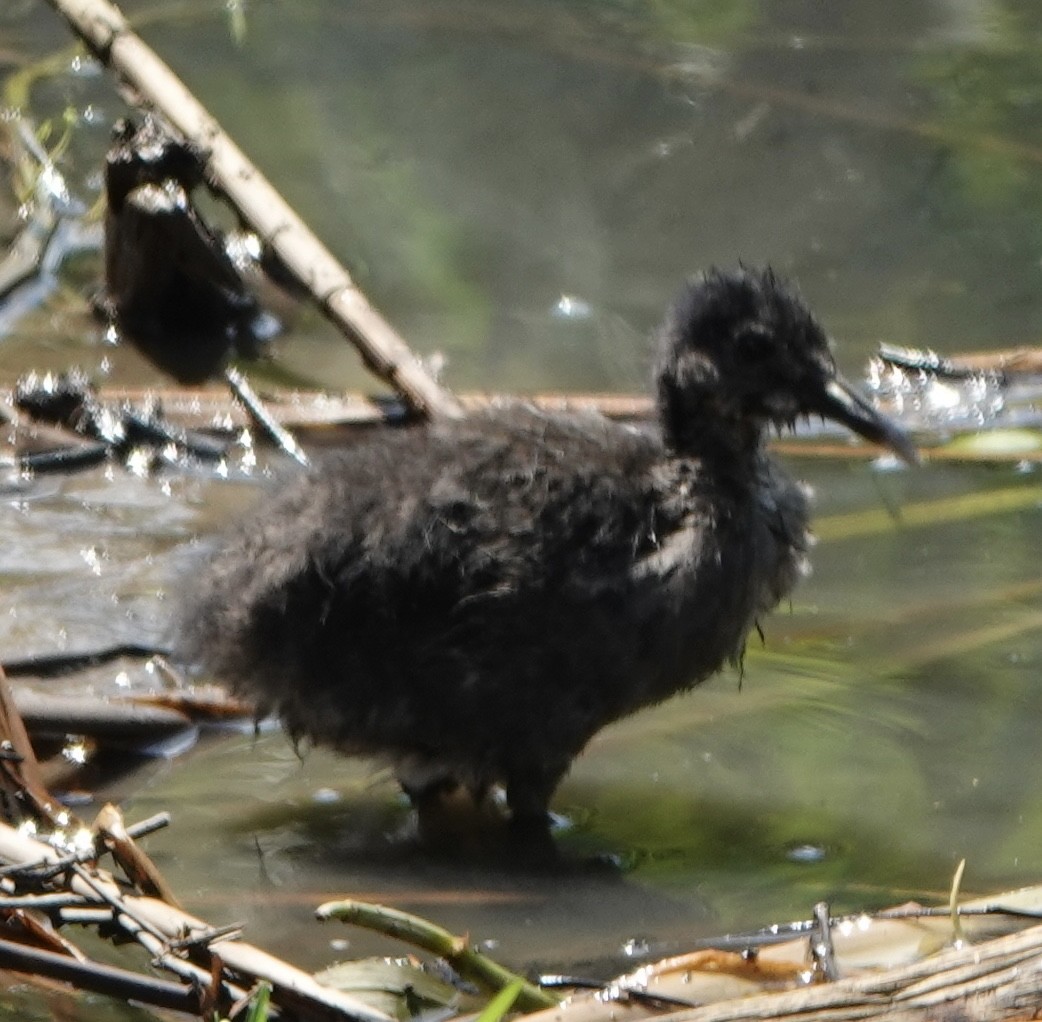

[3,0,1042,1010]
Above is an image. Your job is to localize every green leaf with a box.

[475,979,523,1022]
[245,982,272,1022]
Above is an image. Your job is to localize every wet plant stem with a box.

[317,899,559,1012]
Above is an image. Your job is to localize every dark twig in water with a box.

[17,442,111,474]
[120,406,228,461]
[875,341,1042,385]
[657,902,1042,959]
[23,380,1042,465]
[875,903,1042,922]
[0,935,200,1015]
[224,366,309,467]
[166,920,244,950]
[2,643,172,679]
[15,691,194,748]
[0,646,250,762]
[12,371,230,469]
[877,342,998,382]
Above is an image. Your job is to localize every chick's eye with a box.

[735,323,774,360]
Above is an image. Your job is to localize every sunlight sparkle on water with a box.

[552,295,592,320]
[63,738,89,765]
[80,546,103,576]
[787,844,827,864]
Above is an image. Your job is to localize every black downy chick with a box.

[179,267,915,846]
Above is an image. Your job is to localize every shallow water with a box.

[4,0,1042,1007]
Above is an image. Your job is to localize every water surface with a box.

[3,0,1042,999]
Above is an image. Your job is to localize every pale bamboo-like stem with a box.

[41,0,464,421]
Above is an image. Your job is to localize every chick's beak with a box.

[815,376,919,465]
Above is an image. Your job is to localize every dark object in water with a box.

[97,116,278,384]
[2,643,171,680]
[14,370,227,469]
[179,268,915,848]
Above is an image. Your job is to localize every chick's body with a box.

[184,407,809,820]
[180,268,913,838]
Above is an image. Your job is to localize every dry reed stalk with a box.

[41,0,463,421]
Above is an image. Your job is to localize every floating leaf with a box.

[316,956,464,1021]
[941,428,1042,457]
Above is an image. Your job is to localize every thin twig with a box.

[950,859,967,947]
[166,921,243,951]
[810,901,839,982]
[224,366,309,467]
[93,803,181,907]
[0,893,87,909]
[0,667,64,827]
[124,812,171,840]
[1,644,171,679]
[0,934,200,1014]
